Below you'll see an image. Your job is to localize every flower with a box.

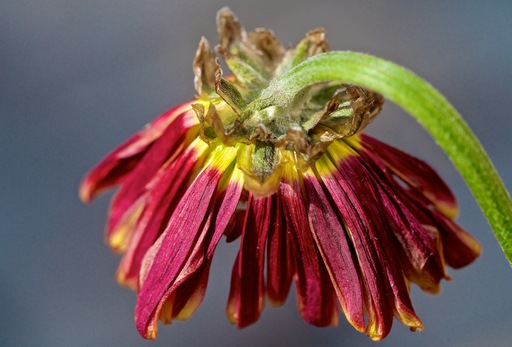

[80,8,481,341]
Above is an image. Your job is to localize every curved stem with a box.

[261,51,512,264]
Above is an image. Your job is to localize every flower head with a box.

[80,8,481,341]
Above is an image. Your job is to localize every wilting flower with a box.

[80,8,481,341]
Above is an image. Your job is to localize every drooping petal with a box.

[358,134,458,218]
[79,102,198,202]
[382,167,480,271]
[106,197,145,253]
[135,146,237,339]
[223,208,246,243]
[266,195,294,306]
[227,194,272,328]
[280,162,338,327]
[323,141,424,337]
[303,169,365,332]
[318,146,393,340]
[376,185,447,293]
[429,210,482,269]
[116,138,210,287]
[355,173,425,330]
[347,141,449,293]
[159,163,244,325]
[205,166,245,259]
[159,258,212,323]
[106,110,199,238]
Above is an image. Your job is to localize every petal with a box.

[266,195,294,306]
[359,134,458,218]
[432,211,481,268]
[170,260,212,322]
[303,170,365,332]
[205,166,245,258]
[223,208,246,243]
[106,110,199,237]
[348,143,449,293]
[159,258,212,323]
[79,102,197,202]
[153,162,244,327]
[280,164,338,327]
[386,172,480,270]
[356,175,425,330]
[377,186,448,293]
[135,146,237,339]
[116,138,209,287]
[227,194,271,328]
[323,142,425,336]
[318,145,394,340]
[106,197,145,253]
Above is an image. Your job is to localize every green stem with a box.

[262,51,512,264]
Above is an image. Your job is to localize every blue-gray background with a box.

[1,1,511,346]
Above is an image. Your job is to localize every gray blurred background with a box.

[1,1,511,346]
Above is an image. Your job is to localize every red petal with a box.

[135,164,224,339]
[379,187,447,293]
[360,134,458,218]
[318,152,394,339]
[303,172,365,332]
[323,147,425,337]
[227,195,271,328]
[116,140,208,287]
[280,173,338,327]
[226,255,241,325]
[223,208,245,243]
[387,173,480,271]
[266,195,294,306]
[205,168,245,258]
[106,111,198,236]
[79,102,196,202]
[432,211,481,268]
[145,174,243,327]
[361,179,424,331]
[168,259,212,321]
[353,149,449,292]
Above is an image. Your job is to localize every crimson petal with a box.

[227,195,271,328]
[386,173,480,270]
[135,151,235,339]
[280,171,338,327]
[360,134,458,218]
[431,210,482,268]
[318,153,393,339]
[107,111,198,236]
[205,168,245,259]
[379,185,447,293]
[303,171,365,332]
[266,195,294,306]
[116,139,208,287]
[352,146,449,292]
[157,165,244,327]
[79,103,196,202]
[159,258,212,323]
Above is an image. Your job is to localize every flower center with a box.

[191,8,383,196]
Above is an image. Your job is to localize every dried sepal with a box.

[193,37,217,98]
[247,29,285,70]
[216,7,244,52]
[289,29,330,69]
[312,85,384,139]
